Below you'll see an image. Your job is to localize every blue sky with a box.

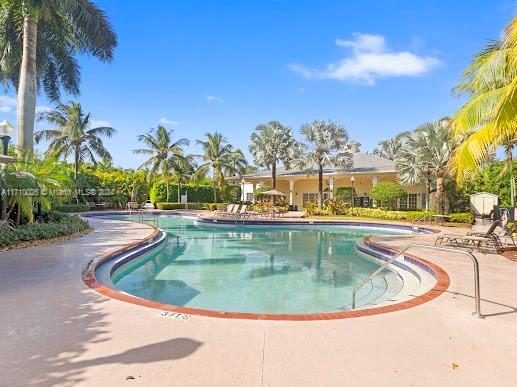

[1,0,515,168]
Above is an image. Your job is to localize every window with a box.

[302,193,318,205]
[421,193,427,209]
[408,193,417,209]
[246,193,253,202]
[399,197,407,209]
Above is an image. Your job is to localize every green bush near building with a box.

[150,182,241,204]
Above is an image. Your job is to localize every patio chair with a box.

[220,204,237,218]
[467,220,501,238]
[234,204,249,219]
[435,233,502,253]
[468,220,516,248]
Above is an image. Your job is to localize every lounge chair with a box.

[221,204,238,218]
[435,233,502,253]
[467,220,501,238]
[468,220,516,248]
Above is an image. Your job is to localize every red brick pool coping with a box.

[82,220,450,321]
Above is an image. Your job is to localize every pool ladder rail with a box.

[351,243,484,319]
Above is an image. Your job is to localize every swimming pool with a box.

[96,215,435,315]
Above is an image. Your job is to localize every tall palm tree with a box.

[499,141,516,206]
[451,16,517,180]
[397,119,456,215]
[35,101,115,183]
[372,132,409,160]
[298,120,351,209]
[171,154,195,202]
[396,131,433,211]
[196,132,243,203]
[0,0,117,154]
[249,121,299,189]
[133,125,189,202]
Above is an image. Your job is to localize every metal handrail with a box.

[352,243,485,319]
[352,246,410,309]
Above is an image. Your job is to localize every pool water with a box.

[112,216,409,314]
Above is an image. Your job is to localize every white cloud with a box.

[298,87,305,93]
[159,118,180,126]
[0,95,17,113]
[0,95,51,115]
[90,120,111,127]
[35,105,52,114]
[289,33,440,85]
[205,95,224,104]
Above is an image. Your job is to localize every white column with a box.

[371,176,379,207]
[289,179,295,205]
[252,183,257,203]
[329,177,334,199]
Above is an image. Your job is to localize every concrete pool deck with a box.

[1,215,516,386]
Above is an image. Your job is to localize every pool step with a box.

[352,241,406,308]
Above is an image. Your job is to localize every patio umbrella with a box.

[261,189,286,197]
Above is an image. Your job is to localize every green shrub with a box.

[303,201,317,216]
[448,212,474,224]
[254,186,272,201]
[0,212,89,248]
[156,203,204,210]
[335,187,354,203]
[369,182,407,210]
[151,182,241,203]
[53,203,90,213]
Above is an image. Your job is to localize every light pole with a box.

[350,175,355,216]
[0,120,13,221]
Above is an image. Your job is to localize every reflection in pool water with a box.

[112,216,408,314]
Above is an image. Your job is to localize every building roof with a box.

[238,152,396,180]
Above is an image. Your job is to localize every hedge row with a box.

[156,202,224,211]
[52,204,90,213]
[0,212,89,248]
[312,207,474,224]
[150,182,241,204]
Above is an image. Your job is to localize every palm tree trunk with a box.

[425,169,431,211]
[506,145,515,207]
[74,152,80,183]
[272,162,277,189]
[318,163,323,209]
[177,182,181,203]
[436,170,445,215]
[213,179,218,203]
[166,179,170,202]
[17,13,39,155]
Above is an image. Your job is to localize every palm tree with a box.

[298,120,351,209]
[396,131,433,211]
[35,102,115,183]
[498,141,516,206]
[0,0,117,154]
[6,152,68,225]
[171,154,195,202]
[196,132,243,203]
[372,132,408,160]
[397,119,456,215]
[133,125,189,202]
[249,121,299,189]
[451,16,517,180]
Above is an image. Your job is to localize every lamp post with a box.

[0,120,13,221]
[350,175,355,216]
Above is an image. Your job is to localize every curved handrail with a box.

[352,246,410,309]
[352,243,484,319]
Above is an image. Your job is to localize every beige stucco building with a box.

[234,143,427,210]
